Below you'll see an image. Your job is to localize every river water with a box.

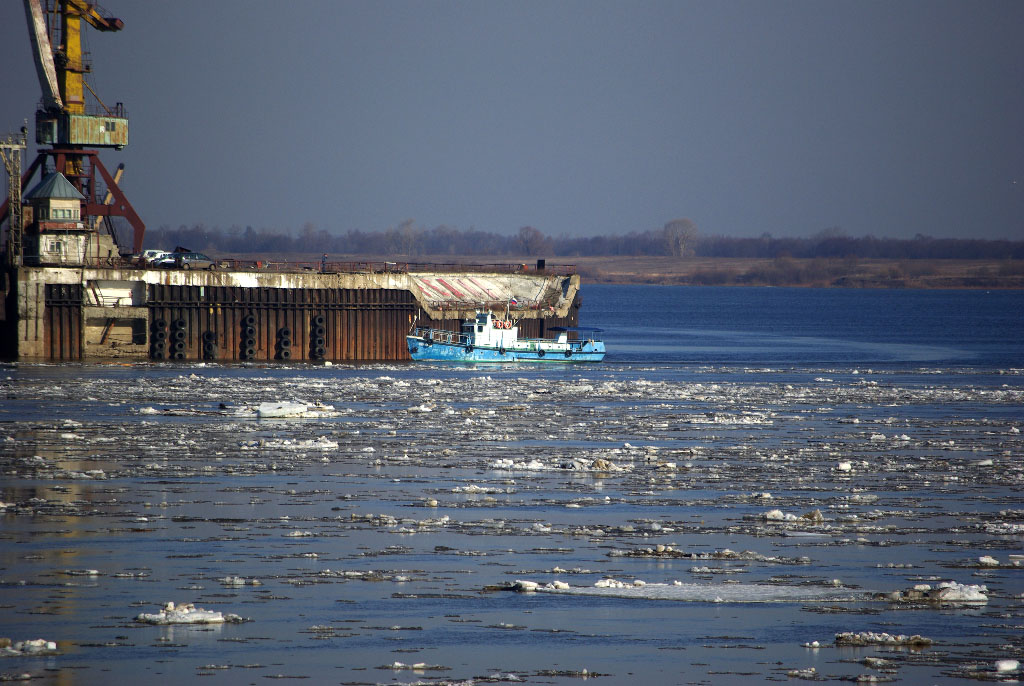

[1,285,1022,685]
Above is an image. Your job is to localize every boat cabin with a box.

[464,311,519,348]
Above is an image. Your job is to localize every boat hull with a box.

[407,336,605,362]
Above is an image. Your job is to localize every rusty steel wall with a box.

[145,284,419,362]
[0,270,15,359]
[44,283,83,360]
[31,282,583,363]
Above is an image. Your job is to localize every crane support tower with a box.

[1,129,28,267]
[0,0,144,255]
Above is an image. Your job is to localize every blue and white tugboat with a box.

[407,311,605,362]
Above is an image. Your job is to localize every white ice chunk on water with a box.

[515,578,857,603]
[879,581,988,604]
[511,579,575,592]
[388,661,447,671]
[512,580,540,592]
[996,660,1020,673]
[762,509,798,521]
[491,458,550,471]
[835,631,932,647]
[787,667,817,678]
[256,401,337,418]
[219,576,261,586]
[453,484,512,494]
[933,581,988,602]
[1,638,58,655]
[135,601,244,624]
[241,436,338,450]
[978,555,999,566]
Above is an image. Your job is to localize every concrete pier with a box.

[0,264,581,362]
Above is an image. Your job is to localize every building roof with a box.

[25,172,85,201]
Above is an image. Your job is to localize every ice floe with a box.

[219,576,262,586]
[608,546,811,565]
[383,661,450,671]
[875,581,988,604]
[0,638,57,656]
[134,602,245,624]
[996,660,1020,673]
[505,578,856,602]
[786,666,818,679]
[255,401,338,418]
[834,631,933,647]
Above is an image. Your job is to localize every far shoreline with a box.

[572,256,1024,289]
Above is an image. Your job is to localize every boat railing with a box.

[568,336,602,351]
[413,327,472,347]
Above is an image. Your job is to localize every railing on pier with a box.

[115,257,577,276]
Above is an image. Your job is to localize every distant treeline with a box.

[697,233,1024,260]
[140,221,1024,260]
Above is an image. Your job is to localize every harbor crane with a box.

[0,0,144,255]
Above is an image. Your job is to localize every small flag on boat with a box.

[509,297,518,305]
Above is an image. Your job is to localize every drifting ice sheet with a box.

[135,602,243,624]
[256,401,337,418]
[514,579,860,603]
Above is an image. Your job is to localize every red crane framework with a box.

[1,0,144,260]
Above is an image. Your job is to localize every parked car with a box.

[135,249,170,265]
[154,252,217,270]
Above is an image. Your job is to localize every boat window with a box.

[477,325,484,333]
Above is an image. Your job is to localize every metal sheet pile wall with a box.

[44,283,83,360]
[25,277,582,363]
[146,284,419,361]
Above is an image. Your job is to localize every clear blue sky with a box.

[2,0,1022,240]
